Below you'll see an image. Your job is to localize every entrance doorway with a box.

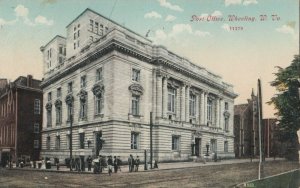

[195,138,201,157]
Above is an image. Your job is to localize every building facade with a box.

[0,75,42,167]
[40,8,237,164]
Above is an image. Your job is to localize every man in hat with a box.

[87,155,92,172]
[107,156,113,176]
[135,156,140,172]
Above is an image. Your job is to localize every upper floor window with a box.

[100,24,103,35]
[95,93,103,115]
[68,82,73,93]
[131,132,139,149]
[56,106,62,125]
[59,57,63,64]
[80,100,87,119]
[189,94,196,116]
[131,95,139,116]
[225,117,229,131]
[77,30,80,38]
[33,123,39,133]
[225,102,229,110]
[168,87,176,113]
[132,69,140,82]
[95,22,99,34]
[48,92,52,101]
[207,99,213,122]
[90,19,94,32]
[34,99,40,115]
[57,88,61,98]
[74,42,76,50]
[34,140,39,149]
[80,76,86,88]
[96,68,103,81]
[59,46,63,54]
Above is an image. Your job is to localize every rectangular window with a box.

[79,133,85,149]
[47,50,50,60]
[48,92,52,101]
[96,68,103,81]
[49,48,52,58]
[90,19,94,32]
[56,136,60,149]
[56,106,62,124]
[100,24,103,35]
[95,94,103,114]
[34,140,39,149]
[59,46,63,54]
[74,32,76,40]
[225,102,229,110]
[67,104,73,121]
[95,22,99,34]
[131,132,139,149]
[33,123,39,133]
[34,99,40,115]
[46,136,50,150]
[47,110,52,127]
[225,117,229,131]
[207,99,213,122]
[80,75,86,88]
[68,82,72,93]
[189,94,196,116]
[224,141,228,153]
[168,88,176,113]
[131,95,139,116]
[172,135,180,150]
[66,134,70,149]
[77,40,80,47]
[80,100,87,118]
[211,139,217,153]
[57,88,61,98]
[74,42,76,49]
[59,57,63,64]
[132,69,140,82]
[77,30,80,38]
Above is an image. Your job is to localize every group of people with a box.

[128,154,140,172]
[89,155,122,175]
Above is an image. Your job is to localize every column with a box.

[204,92,208,125]
[162,76,168,119]
[180,85,185,122]
[185,85,190,122]
[219,99,223,129]
[152,70,157,119]
[195,95,199,124]
[215,98,220,127]
[156,75,163,118]
[200,92,205,125]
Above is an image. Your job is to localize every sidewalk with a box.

[7,158,284,174]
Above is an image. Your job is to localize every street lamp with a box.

[206,142,210,156]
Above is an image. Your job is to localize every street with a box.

[0,160,299,187]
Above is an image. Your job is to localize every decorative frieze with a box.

[128,83,144,96]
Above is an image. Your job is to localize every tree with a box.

[268,55,300,160]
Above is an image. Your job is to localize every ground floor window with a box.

[56,136,60,149]
[224,141,228,153]
[211,139,217,153]
[172,135,180,150]
[46,136,50,150]
[34,140,39,149]
[79,133,85,149]
[131,132,139,149]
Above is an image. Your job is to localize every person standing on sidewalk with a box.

[107,156,113,176]
[87,155,92,172]
[117,156,122,172]
[113,156,118,173]
[135,156,140,172]
[128,154,133,172]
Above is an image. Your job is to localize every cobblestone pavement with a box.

[0,159,299,187]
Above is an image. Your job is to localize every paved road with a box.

[0,160,299,187]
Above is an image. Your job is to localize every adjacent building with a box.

[0,75,42,166]
[40,8,238,164]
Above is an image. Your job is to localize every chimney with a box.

[27,75,33,87]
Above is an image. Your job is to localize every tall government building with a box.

[40,8,238,163]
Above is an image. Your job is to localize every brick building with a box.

[0,75,42,167]
[40,8,237,165]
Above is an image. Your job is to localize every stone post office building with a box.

[40,8,237,163]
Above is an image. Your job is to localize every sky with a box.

[0,0,298,118]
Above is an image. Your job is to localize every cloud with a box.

[165,15,176,22]
[211,11,222,17]
[225,0,258,6]
[15,4,29,17]
[243,0,258,5]
[0,18,17,27]
[35,15,54,26]
[222,24,231,32]
[158,0,183,12]
[225,0,242,6]
[151,23,211,44]
[276,24,296,36]
[144,11,162,19]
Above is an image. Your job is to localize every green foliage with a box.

[269,55,300,143]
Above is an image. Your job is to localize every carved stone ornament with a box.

[92,83,104,97]
[129,83,144,96]
[223,111,231,118]
[54,99,62,108]
[45,102,52,111]
[65,94,74,105]
[77,89,87,102]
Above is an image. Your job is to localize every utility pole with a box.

[69,114,73,171]
[150,112,153,169]
[257,79,264,179]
